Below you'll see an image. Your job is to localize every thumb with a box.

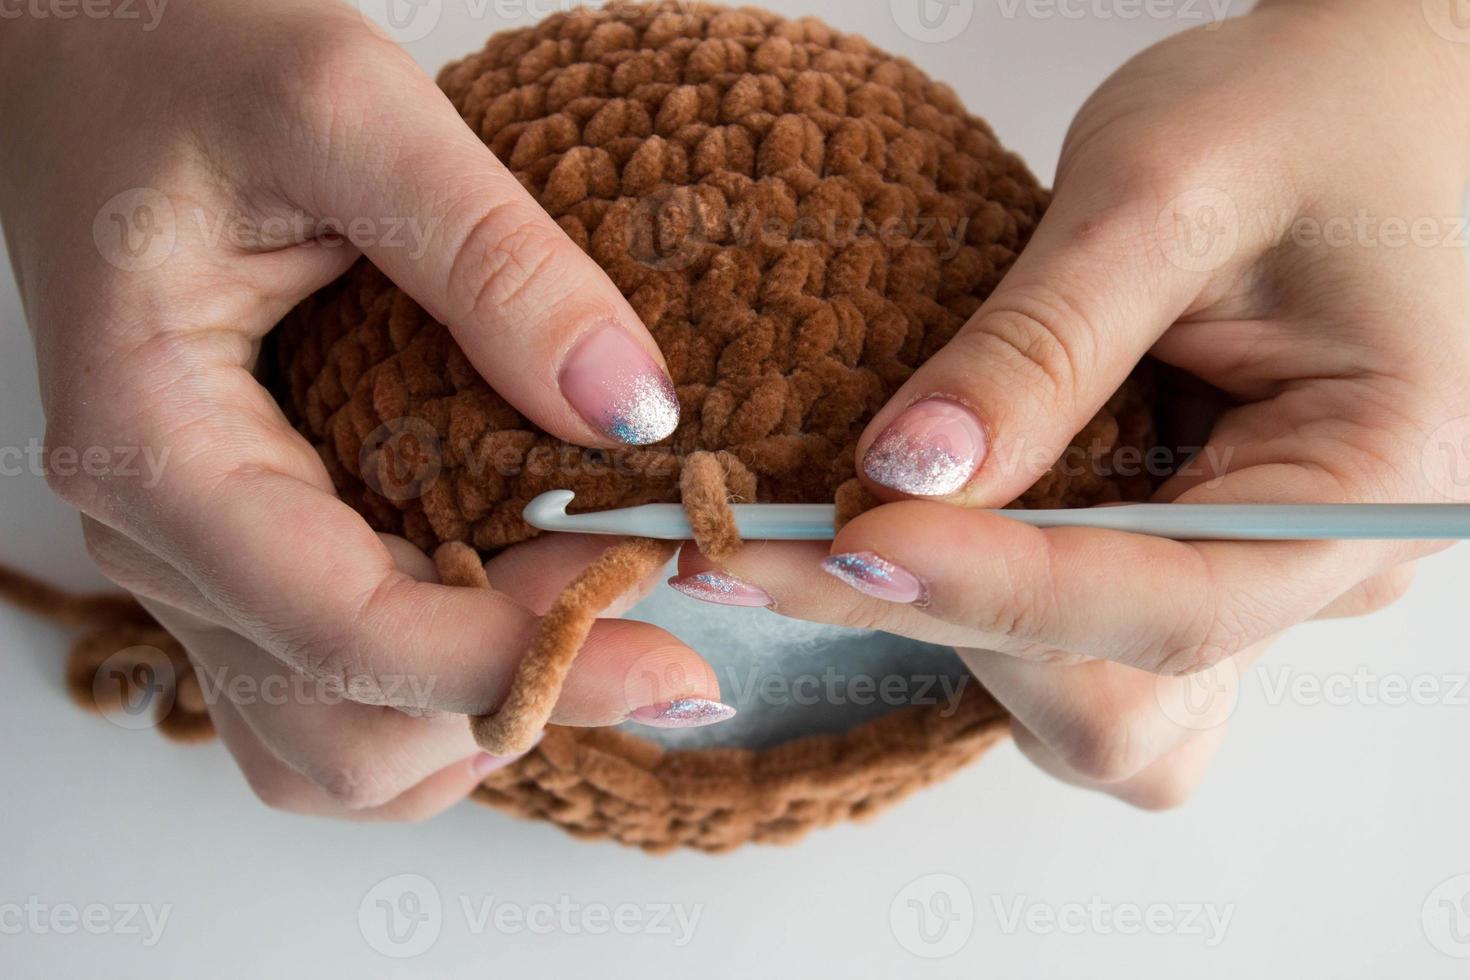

[286,35,678,449]
[856,182,1218,505]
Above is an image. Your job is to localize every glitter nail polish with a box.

[821,551,925,604]
[628,697,737,729]
[668,571,774,608]
[862,398,985,496]
[559,321,680,445]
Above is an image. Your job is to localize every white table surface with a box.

[6,1,1470,976]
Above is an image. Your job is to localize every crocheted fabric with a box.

[35,1,1159,852]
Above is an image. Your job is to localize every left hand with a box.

[671,0,1470,808]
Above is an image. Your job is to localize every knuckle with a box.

[310,759,403,811]
[1148,588,1254,677]
[1123,762,1202,812]
[81,528,151,596]
[240,765,310,814]
[1058,712,1157,784]
[272,15,411,134]
[42,429,97,511]
[963,294,1087,407]
[449,203,568,319]
[1354,568,1415,615]
[965,538,1063,646]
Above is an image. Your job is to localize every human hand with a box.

[0,0,726,820]
[671,0,1470,807]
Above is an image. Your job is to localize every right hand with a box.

[0,0,724,820]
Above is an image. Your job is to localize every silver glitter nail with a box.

[668,571,773,607]
[823,552,903,589]
[863,431,972,496]
[604,372,680,445]
[630,697,738,728]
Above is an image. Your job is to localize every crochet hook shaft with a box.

[523,491,1470,541]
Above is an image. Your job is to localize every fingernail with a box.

[559,321,679,445]
[471,731,543,777]
[667,571,773,608]
[821,551,924,604]
[628,697,737,729]
[472,751,516,777]
[862,397,986,496]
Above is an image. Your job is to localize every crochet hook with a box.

[523,491,1470,541]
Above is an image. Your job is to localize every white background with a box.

[5,0,1470,976]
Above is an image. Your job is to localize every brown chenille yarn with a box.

[13,1,1159,852]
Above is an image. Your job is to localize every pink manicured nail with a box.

[668,571,773,608]
[862,398,986,496]
[629,697,737,729]
[472,752,517,777]
[471,731,543,777]
[559,321,679,445]
[821,551,924,605]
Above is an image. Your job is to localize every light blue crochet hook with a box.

[523,491,1470,541]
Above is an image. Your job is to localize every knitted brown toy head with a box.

[62,1,1156,851]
